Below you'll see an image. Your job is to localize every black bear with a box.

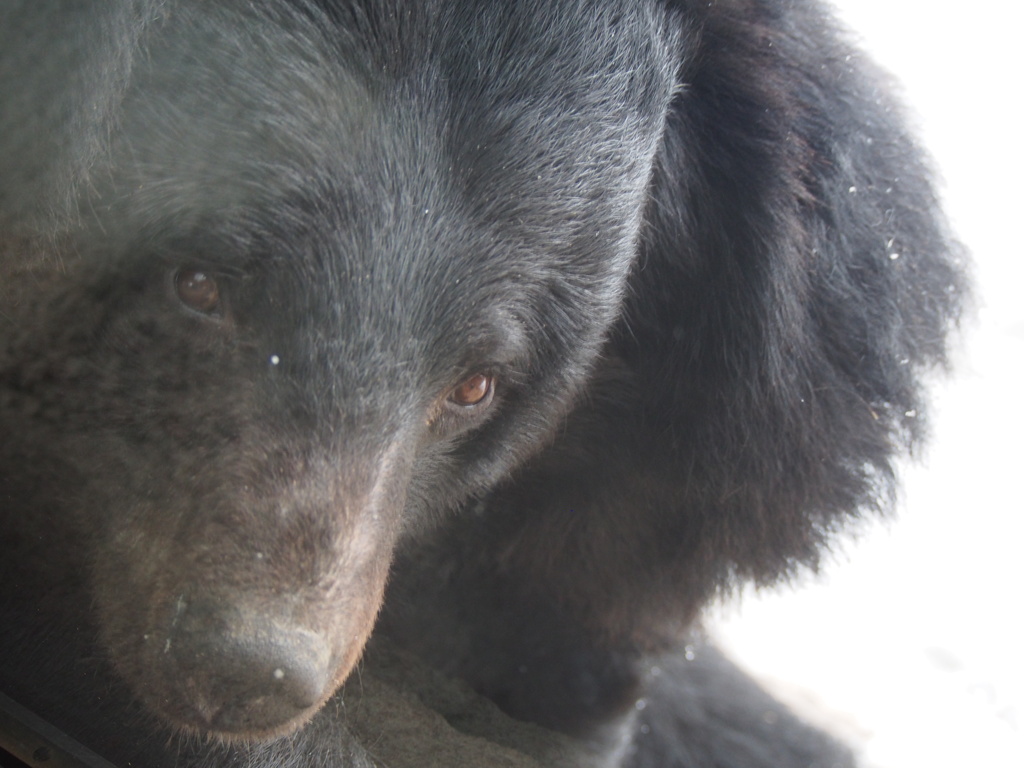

[0,1,965,766]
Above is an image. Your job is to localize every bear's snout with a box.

[164,599,334,736]
[89,443,405,740]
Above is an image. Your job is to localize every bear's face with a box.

[0,2,681,741]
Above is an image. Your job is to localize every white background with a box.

[712,3,1024,767]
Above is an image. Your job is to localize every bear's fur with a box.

[0,1,965,766]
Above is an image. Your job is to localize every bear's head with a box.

[0,3,680,740]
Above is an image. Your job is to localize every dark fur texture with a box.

[0,1,965,766]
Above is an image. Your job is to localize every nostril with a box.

[168,600,332,733]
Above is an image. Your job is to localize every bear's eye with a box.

[448,373,495,409]
[174,269,221,315]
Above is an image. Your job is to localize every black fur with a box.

[0,1,965,766]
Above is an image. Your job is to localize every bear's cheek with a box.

[88,455,404,741]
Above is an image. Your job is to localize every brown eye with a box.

[448,373,494,408]
[174,269,221,315]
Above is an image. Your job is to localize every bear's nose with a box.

[167,599,332,734]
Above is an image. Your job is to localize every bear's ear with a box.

[625,4,967,578]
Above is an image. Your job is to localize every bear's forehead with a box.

[89,0,679,248]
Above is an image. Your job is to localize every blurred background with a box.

[711,3,1024,766]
